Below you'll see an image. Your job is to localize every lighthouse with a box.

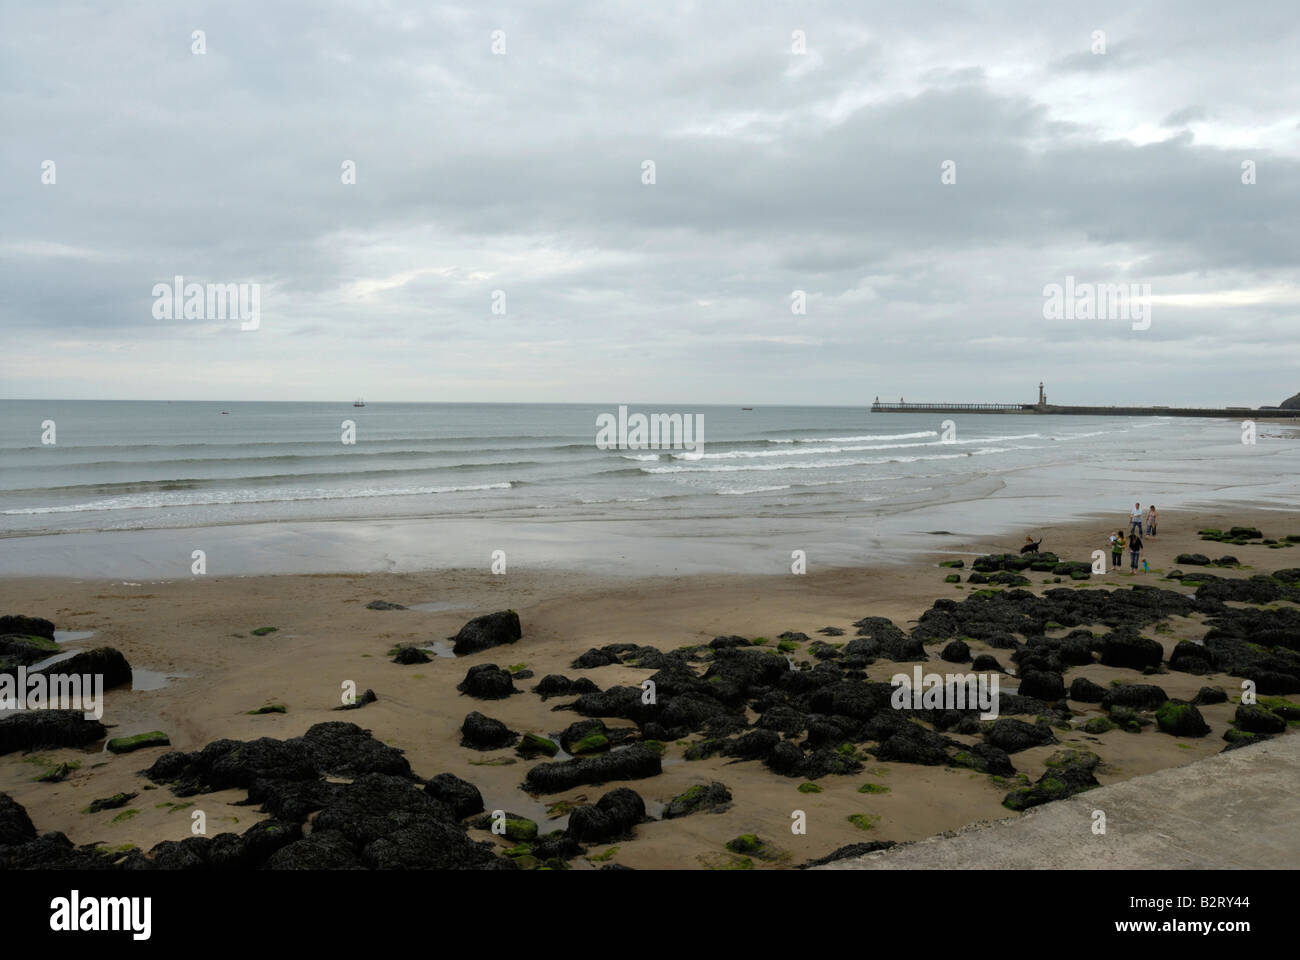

[1038,382,1046,406]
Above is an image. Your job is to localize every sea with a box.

[1,400,1297,576]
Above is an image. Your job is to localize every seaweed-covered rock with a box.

[457,663,517,700]
[1233,704,1286,734]
[1155,701,1211,737]
[662,782,732,819]
[450,611,522,656]
[366,600,407,610]
[516,732,559,758]
[1176,553,1210,566]
[971,654,1006,673]
[1003,749,1100,810]
[107,731,170,754]
[391,646,431,664]
[524,744,662,794]
[460,712,519,750]
[566,788,646,844]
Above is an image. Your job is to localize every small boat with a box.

[741,407,753,410]
[353,398,366,407]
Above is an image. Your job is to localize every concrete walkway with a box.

[819,734,1298,869]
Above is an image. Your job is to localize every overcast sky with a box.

[2,1,1298,405]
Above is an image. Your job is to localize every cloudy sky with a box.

[2,1,1297,405]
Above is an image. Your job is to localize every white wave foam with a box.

[2,482,513,515]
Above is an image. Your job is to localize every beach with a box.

[3,503,1296,869]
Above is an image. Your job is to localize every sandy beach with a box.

[2,502,1296,869]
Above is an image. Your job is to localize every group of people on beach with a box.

[1110,502,1158,573]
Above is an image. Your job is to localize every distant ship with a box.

[353,398,366,407]
[741,407,753,410]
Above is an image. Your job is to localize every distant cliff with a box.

[1282,392,1300,410]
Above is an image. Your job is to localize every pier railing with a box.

[871,402,1030,411]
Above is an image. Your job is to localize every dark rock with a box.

[1019,669,1066,701]
[1234,704,1286,734]
[1069,677,1107,703]
[0,615,55,640]
[516,732,559,758]
[299,722,411,778]
[1168,641,1214,675]
[1176,553,1211,566]
[36,647,132,690]
[1102,684,1169,711]
[1003,749,1100,810]
[524,744,662,794]
[1098,630,1164,670]
[572,648,620,669]
[1155,701,1211,737]
[566,787,646,844]
[984,718,1058,754]
[450,610,522,656]
[0,793,37,846]
[952,742,1015,776]
[457,663,517,699]
[424,773,485,819]
[265,829,364,869]
[800,841,896,868]
[662,782,732,819]
[86,792,136,813]
[971,654,1006,673]
[941,640,971,663]
[1192,686,1228,705]
[335,688,378,711]
[366,600,407,610]
[874,724,951,765]
[0,711,106,756]
[391,646,431,665]
[460,712,519,750]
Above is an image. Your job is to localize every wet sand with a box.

[1,503,1296,868]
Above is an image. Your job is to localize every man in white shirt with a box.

[1130,503,1143,536]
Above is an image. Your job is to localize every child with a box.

[1110,531,1124,572]
[1129,532,1144,573]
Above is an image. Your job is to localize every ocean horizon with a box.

[3,399,1297,576]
